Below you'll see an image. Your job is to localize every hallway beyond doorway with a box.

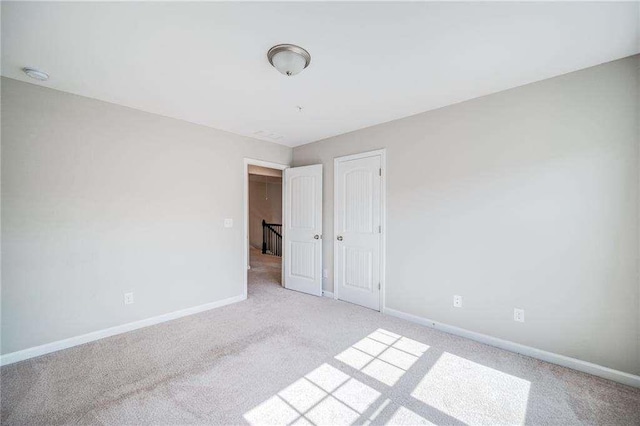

[249,247,282,292]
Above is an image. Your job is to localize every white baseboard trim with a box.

[0,294,246,367]
[322,291,334,298]
[383,307,640,388]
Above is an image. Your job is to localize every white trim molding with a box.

[243,158,289,300]
[383,307,640,388]
[0,294,246,367]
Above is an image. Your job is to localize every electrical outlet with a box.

[514,308,525,322]
[124,292,134,305]
[323,269,328,279]
[224,218,233,228]
[453,295,462,308]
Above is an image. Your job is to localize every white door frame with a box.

[333,149,387,311]
[243,158,289,300]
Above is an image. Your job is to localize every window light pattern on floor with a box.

[244,328,532,425]
[334,329,429,386]
[244,363,380,426]
[411,352,531,425]
[244,329,431,426]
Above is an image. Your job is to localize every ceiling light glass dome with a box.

[267,44,311,76]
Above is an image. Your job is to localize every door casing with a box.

[333,149,387,311]
[243,158,289,300]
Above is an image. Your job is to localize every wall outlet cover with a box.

[124,292,134,305]
[514,308,525,322]
[224,218,233,228]
[453,295,462,308]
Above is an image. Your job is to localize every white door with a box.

[284,164,323,296]
[335,153,383,310]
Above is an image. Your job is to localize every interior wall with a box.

[0,77,292,355]
[249,178,282,250]
[292,55,640,375]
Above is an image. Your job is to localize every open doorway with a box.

[243,159,288,299]
[249,165,282,285]
[243,158,323,299]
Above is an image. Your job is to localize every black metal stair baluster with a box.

[261,220,283,257]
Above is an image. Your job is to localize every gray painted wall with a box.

[293,56,640,375]
[1,78,292,354]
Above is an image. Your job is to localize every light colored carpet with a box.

[1,249,639,425]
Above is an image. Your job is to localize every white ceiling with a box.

[2,2,639,147]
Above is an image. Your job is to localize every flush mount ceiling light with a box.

[22,67,49,81]
[267,44,311,76]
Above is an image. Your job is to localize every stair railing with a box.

[262,220,282,257]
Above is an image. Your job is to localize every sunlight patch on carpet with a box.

[244,329,433,425]
[411,352,531,425]
[244,363,381,425]
[334,329,429,386]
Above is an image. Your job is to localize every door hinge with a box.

[379,168,382,177]
[378,282,381,290]
[378,225,381,233]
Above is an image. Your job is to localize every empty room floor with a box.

[250,247,282,287]
[1,258,639,425]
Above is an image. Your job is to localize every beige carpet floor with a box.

[1,249,639,425]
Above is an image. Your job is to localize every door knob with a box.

[314,234,320,240]
[337,236,343,241]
